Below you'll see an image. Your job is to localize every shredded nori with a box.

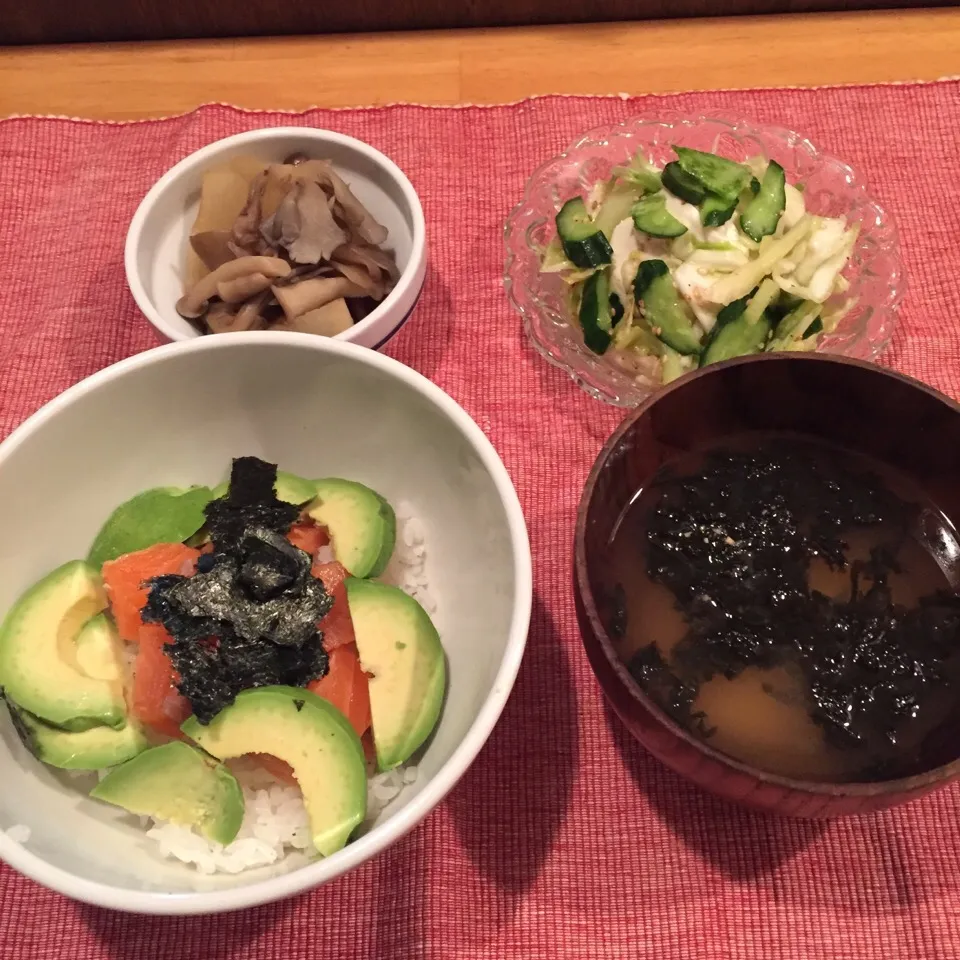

[143,457,331,724]
[625,437,960,776]
[204,456,300,551]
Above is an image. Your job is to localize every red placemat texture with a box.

[1,83,959,959]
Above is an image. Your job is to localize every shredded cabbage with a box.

[611,152,663,194]
[773,223,858,303]
[707,217,813,305]
[594,184,644,239]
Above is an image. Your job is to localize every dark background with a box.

[2,0,953,45]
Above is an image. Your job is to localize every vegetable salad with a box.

[541,145,860,383]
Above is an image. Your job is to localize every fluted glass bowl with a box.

[503,115,904,407]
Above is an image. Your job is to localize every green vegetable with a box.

[673,146,751,203]
[740,160,787,241]
[743,278,781,325]
[611,153,663,193]
[693,240,739,252]
[87,487,213,568]
[661,161,708,205]
[579,269,615,354]
[631,193,688,238]
[593,182,644,240]
[767,290,805,322]
[701,297,772,367]
[768,300,822,349]
[707,217,812,305]
[556,198,612,269]
[700,193,738,227]
[610,292,625,326]
[804,317,823,339]
[661,346,694,383]
[633,260,703,356]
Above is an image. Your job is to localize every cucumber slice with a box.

[804,316,824,339]
[661,346,695,384]
[633,260,703,356]
[770,301,822,344]
[767,290,805,322]
[579,269,615,354]
[673,147,751,202]
[661,162,707,205]
[740,160,787,241]
[700,194,738,227]
[556,198,613,268]
[701,300,772,367]
[631,194,688,238]
[609,292,625,326]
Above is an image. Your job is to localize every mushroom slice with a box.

[273,298,354,337]
[205,292,271,334]
[335,242,401,283]
[217,272,275,304]
[272,263,339,287]
[176,256,291,319]
[331,258,384,300]
[288,160,389,247]
[264,179,348,264]
[271,277,366,321]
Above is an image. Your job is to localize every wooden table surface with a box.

[1,8,959,121]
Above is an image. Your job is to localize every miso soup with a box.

[600,432,960,782]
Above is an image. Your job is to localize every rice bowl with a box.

[0,333,532,913]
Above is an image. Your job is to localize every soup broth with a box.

[601,432,960,782]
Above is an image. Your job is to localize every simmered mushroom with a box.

[176,256,291,320]
[181,153,399,336]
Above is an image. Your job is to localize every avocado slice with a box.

[0,561,126,730]
[210,470,316,506]
[87,486,213,569]
[306,479,396,578]
[75,613,125,682]
[7,700,148,770]
[182,686,367,857]
[90,741,244,845]
[346,579,445,772]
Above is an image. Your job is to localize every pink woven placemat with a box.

[2,83,960,960]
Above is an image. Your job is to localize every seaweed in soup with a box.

[616,435,960,779]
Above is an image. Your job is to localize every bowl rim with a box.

[574,351,960,797]
[0,331,533,914]
[504,112,904,408]
[123,126,428,346]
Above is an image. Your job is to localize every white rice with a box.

[144,503,432,875]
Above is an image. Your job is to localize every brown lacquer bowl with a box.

[575,354,960,818]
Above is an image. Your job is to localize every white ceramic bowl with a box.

[0,334,531,914]
[125,128,427,349]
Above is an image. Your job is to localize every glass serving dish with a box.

[503,114,905,408]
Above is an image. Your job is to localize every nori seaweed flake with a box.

[639,438,960,771]
[204,456,300,551]
[142,457,332,724]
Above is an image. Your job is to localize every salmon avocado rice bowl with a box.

[0,456,444,875]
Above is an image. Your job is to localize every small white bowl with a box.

[0,333,531,914]
[125,128,427,349]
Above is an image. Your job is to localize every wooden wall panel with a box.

[1,0,953,45]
